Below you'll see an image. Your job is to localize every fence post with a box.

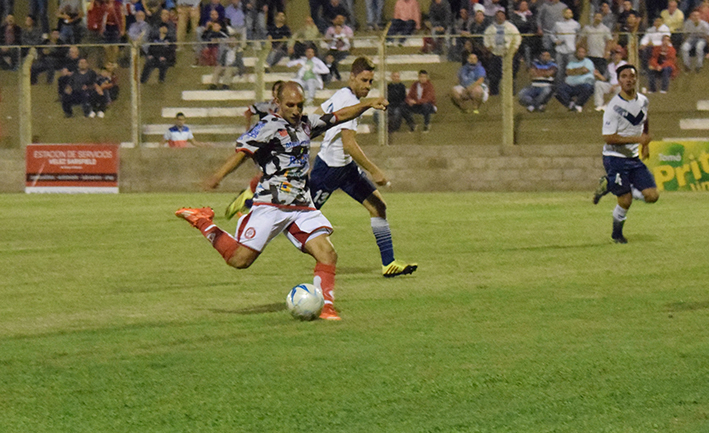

[255,40,269,103]
[501,46,515,153]
[378,36,387,146]
[19,48,36,148]
[130,42,141,147]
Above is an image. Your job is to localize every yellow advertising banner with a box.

[647,141,709,191]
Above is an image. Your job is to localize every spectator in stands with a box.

[56,45,80,95]
[143,0,163,25]
[29,0,50,35]
[150,8,177,41]
[555,45,595,112]
[322,0,351,30]
[452,52,488,114]
[469,6,489,35]
[201,0,226,27]
[22,15,43,48]
[661,1,684,49]
[31,29,67,84]
[580,12,613,73]
[57,0,83,44]
[484,9,521,95]
[128,10,150,54]
[161,112,209,147]
[536,0,566,52]
[428,0,453,55]
[93,65,116,118]
[365,0,385,30]
[384,70,408,132]
[403,70,437,132]
[103,0,126,63]
[592,46,626,111]
[211,36,246,89]
[681,10,709,72]
[680,0,701,16]
[510,1,536,68]
[616,0,638,33]
[123,0,145,29]
[0,14,20,70]
[244,0,268,40]
[518,49,557,112]
[266,11,291,68]
[699,0,709,23]
[450,8,473,61]
[61,58,100,118]
[226,0,248,41]
[176,0,202,44]
[288,16,320,59]
[639,17,671,76]
[648,34,679,93]
[387,0,421,45]
[141,24,175,83]
[196,9,227,65]
[552,7,579,84]
[322,14,352,81]
[599,2,616,32]
[482,0,505,19]
[104,61,119,102]
[287,45,329,105]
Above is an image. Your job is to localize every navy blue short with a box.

[309,156,377,209]
[603,155,657,196]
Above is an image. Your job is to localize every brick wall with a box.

[0,145,605,193]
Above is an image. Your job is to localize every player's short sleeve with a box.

[602,104,619,135]
[236,120,274,154]
[307,113,338,138]
[323,91,359,131]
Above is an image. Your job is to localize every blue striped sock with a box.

[371,217,395,266]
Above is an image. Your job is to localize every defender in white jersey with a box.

[310,57,418,277]
[594,64,659,243]
[175,82,389,320]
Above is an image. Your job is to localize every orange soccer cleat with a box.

[319,304,341,321]
[175,207,215,227]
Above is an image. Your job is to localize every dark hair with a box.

[350,56,375,77]
[616,64,637,79]
[176,112,185,118]
[419,70,428,75]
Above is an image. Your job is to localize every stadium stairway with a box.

[678,100,709,135]
[140,53,440,146]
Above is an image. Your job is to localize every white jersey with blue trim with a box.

[317,87,360,167]
[602,92,649,158]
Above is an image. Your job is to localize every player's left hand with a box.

[369,97,389,111]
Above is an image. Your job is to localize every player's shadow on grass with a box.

[665,300,709,312]
[336,266,372,275]
[210,303,286,315]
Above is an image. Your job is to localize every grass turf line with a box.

[1,192,708,432]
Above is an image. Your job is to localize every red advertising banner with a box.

[25,144,119,193]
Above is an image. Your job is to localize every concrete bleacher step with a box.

[679,119,709,130]
[201,70,420,85]
[182,88,382,101]
[142,123,371,135]
[237,53,441,68]
[698,100,709,111]
[161,106,373,118]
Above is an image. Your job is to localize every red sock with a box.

[314,263,336,305]
[249,174,260,193]
[195,219,239,262]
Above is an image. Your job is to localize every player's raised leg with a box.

[363,191,418,277]
[225,174,260,220]
[303,234,340,320]
[175,207,259,268]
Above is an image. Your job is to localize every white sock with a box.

[631,187,645,202]
[613,204,627,222]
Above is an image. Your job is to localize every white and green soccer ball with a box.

[286,284,324,321]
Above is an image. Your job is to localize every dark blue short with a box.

[603,155,657,196]
[309,156,376,209]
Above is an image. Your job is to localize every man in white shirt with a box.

[552,8,580,84]
[593,64,659,243]
[310,57,418,278]
[593,48,627,111]
[639,17,671,75]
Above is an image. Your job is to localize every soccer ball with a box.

[286,283,324,321]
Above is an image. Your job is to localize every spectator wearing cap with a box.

[483,9,521,95]
[579,12,613,74]
[648,34,679,93]
[551,7,579,84]
[387,0,421,45]
[592,47,626,111]
[555,45,595,113]
[681,10,709,73]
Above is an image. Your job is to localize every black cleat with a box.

[593,175,609,204]
[612,235,628,244]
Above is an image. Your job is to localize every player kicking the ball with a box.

[311,57,418,278]
[175,81,388,320]
[596,64,659,243]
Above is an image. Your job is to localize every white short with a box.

[453,83,489,102]
[234,205,333,252]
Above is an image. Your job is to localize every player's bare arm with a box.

[332,97,388,124]
[204,151,250,190]
[341,129,388,185]
[603,132,652,146]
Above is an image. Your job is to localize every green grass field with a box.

[2,191,708,432]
